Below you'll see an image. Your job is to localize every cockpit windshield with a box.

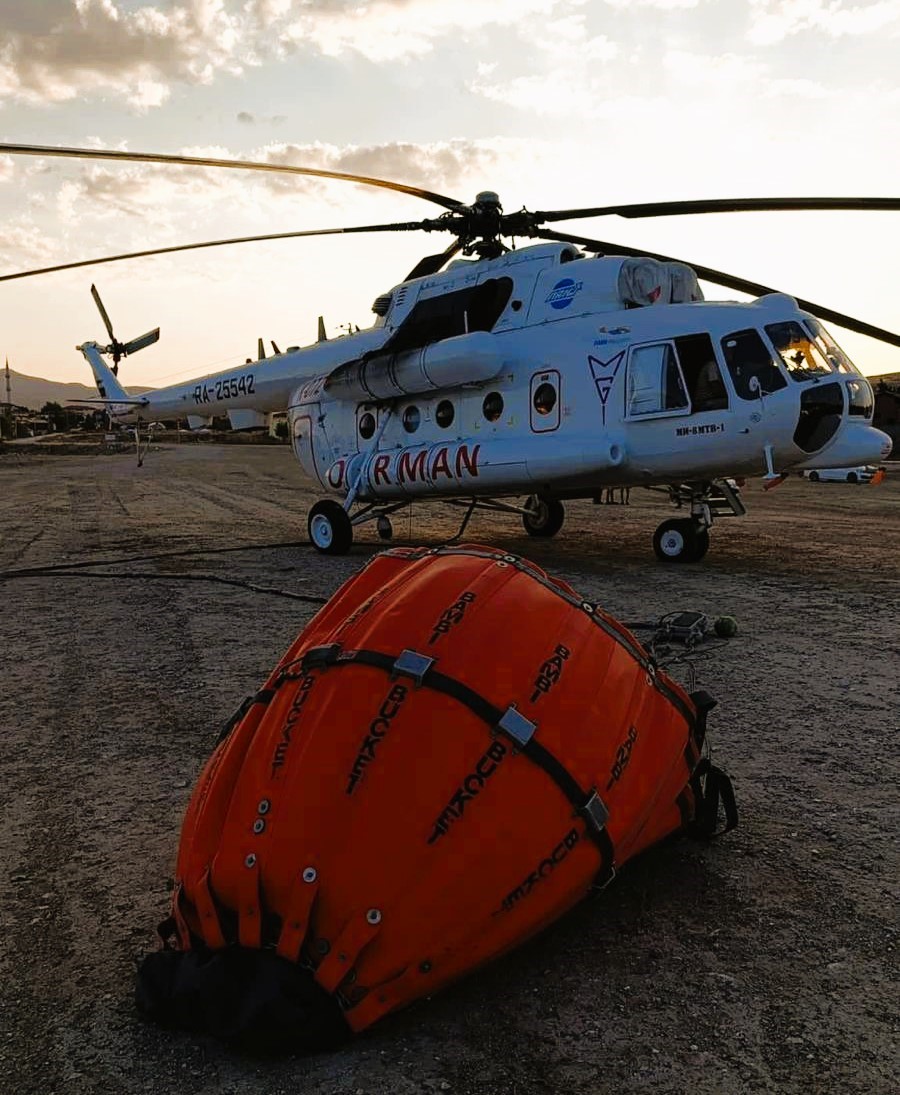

[802,317,861,376]
[765,321,834,381]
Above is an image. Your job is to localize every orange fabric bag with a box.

[137,545,735,1048]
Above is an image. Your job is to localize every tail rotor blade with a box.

[123,328,160,356]
[90,283,116,343]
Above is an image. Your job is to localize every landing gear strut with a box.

[651,478,745,563]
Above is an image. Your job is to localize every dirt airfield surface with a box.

[0,442,897,1095]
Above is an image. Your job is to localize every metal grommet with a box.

[419,960,432,974]
[257,799,270,815]
[314,938,330,956]
[302,866,317,883]
[503,555,517,563]
[252,818,266,834]
[496,561,508,568]
[366,908,382,925]
[581,601,594,613]
[244,853,257,868]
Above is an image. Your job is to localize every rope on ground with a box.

[0,568,329,604]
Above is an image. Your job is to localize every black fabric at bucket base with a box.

[136,945,351,1052]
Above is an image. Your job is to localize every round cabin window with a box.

[533,382,557,416]
[435,400,455,428]
[482,392,504,422]
[402,405,421,433]
[359,411,376,440]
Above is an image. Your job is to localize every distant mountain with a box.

[2,367,150,411]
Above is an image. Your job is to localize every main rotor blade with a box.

[0,220,433,283]
[535,229,900,349]
[90,283,116,342]
[536,197,900,223]
[0,143,464,212]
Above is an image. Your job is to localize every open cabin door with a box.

[623,333,737,470]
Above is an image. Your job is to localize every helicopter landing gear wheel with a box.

[376,515,394,541]
[308,500,353,555]
[653,518,709,563]
[523,496,565,538]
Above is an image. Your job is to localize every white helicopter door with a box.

[624,338,728,475]
[530,369,561,432]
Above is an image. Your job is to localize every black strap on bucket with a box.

[689,757,738,837]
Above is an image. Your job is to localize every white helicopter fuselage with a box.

[282,245,890,502]
[79,242,890,559]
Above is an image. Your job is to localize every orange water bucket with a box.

[137,544,735,1048]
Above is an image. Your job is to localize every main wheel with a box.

[808,471,820,482]
[846,471,858,483]
[653,518,708,563]
[522,496,565,538]
[308,500,353,555]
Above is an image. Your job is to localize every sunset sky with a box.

[2,0,900,390]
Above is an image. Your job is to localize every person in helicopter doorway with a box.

[692,358,728,411]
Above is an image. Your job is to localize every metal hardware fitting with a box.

[497,706,537,747]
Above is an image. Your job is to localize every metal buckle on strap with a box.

[300,644,342,671]
[580,790,610,834]
[593,864,617,892]
[497,706,537,748]
[392,649,435,686]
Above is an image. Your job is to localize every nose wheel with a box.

[653,518,710,563]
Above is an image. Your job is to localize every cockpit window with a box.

[802,317,860,375]
[720,329,787,399]
[766,321,834,380]
[847,379,874,417]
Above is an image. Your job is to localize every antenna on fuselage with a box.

[317,316,327,342]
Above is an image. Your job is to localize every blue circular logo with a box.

[545,278,582,310]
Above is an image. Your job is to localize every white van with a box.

[803,465,882,483]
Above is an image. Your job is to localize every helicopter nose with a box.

[790,378,892,470]
[798,418,892,470]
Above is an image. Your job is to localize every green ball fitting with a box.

[714,616,738,638]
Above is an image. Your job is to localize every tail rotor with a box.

[90,283,159,374]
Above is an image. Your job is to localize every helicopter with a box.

[2,142,896,561]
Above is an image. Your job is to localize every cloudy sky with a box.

[2,0,899,388]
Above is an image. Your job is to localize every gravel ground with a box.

[1,442,897,1095]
